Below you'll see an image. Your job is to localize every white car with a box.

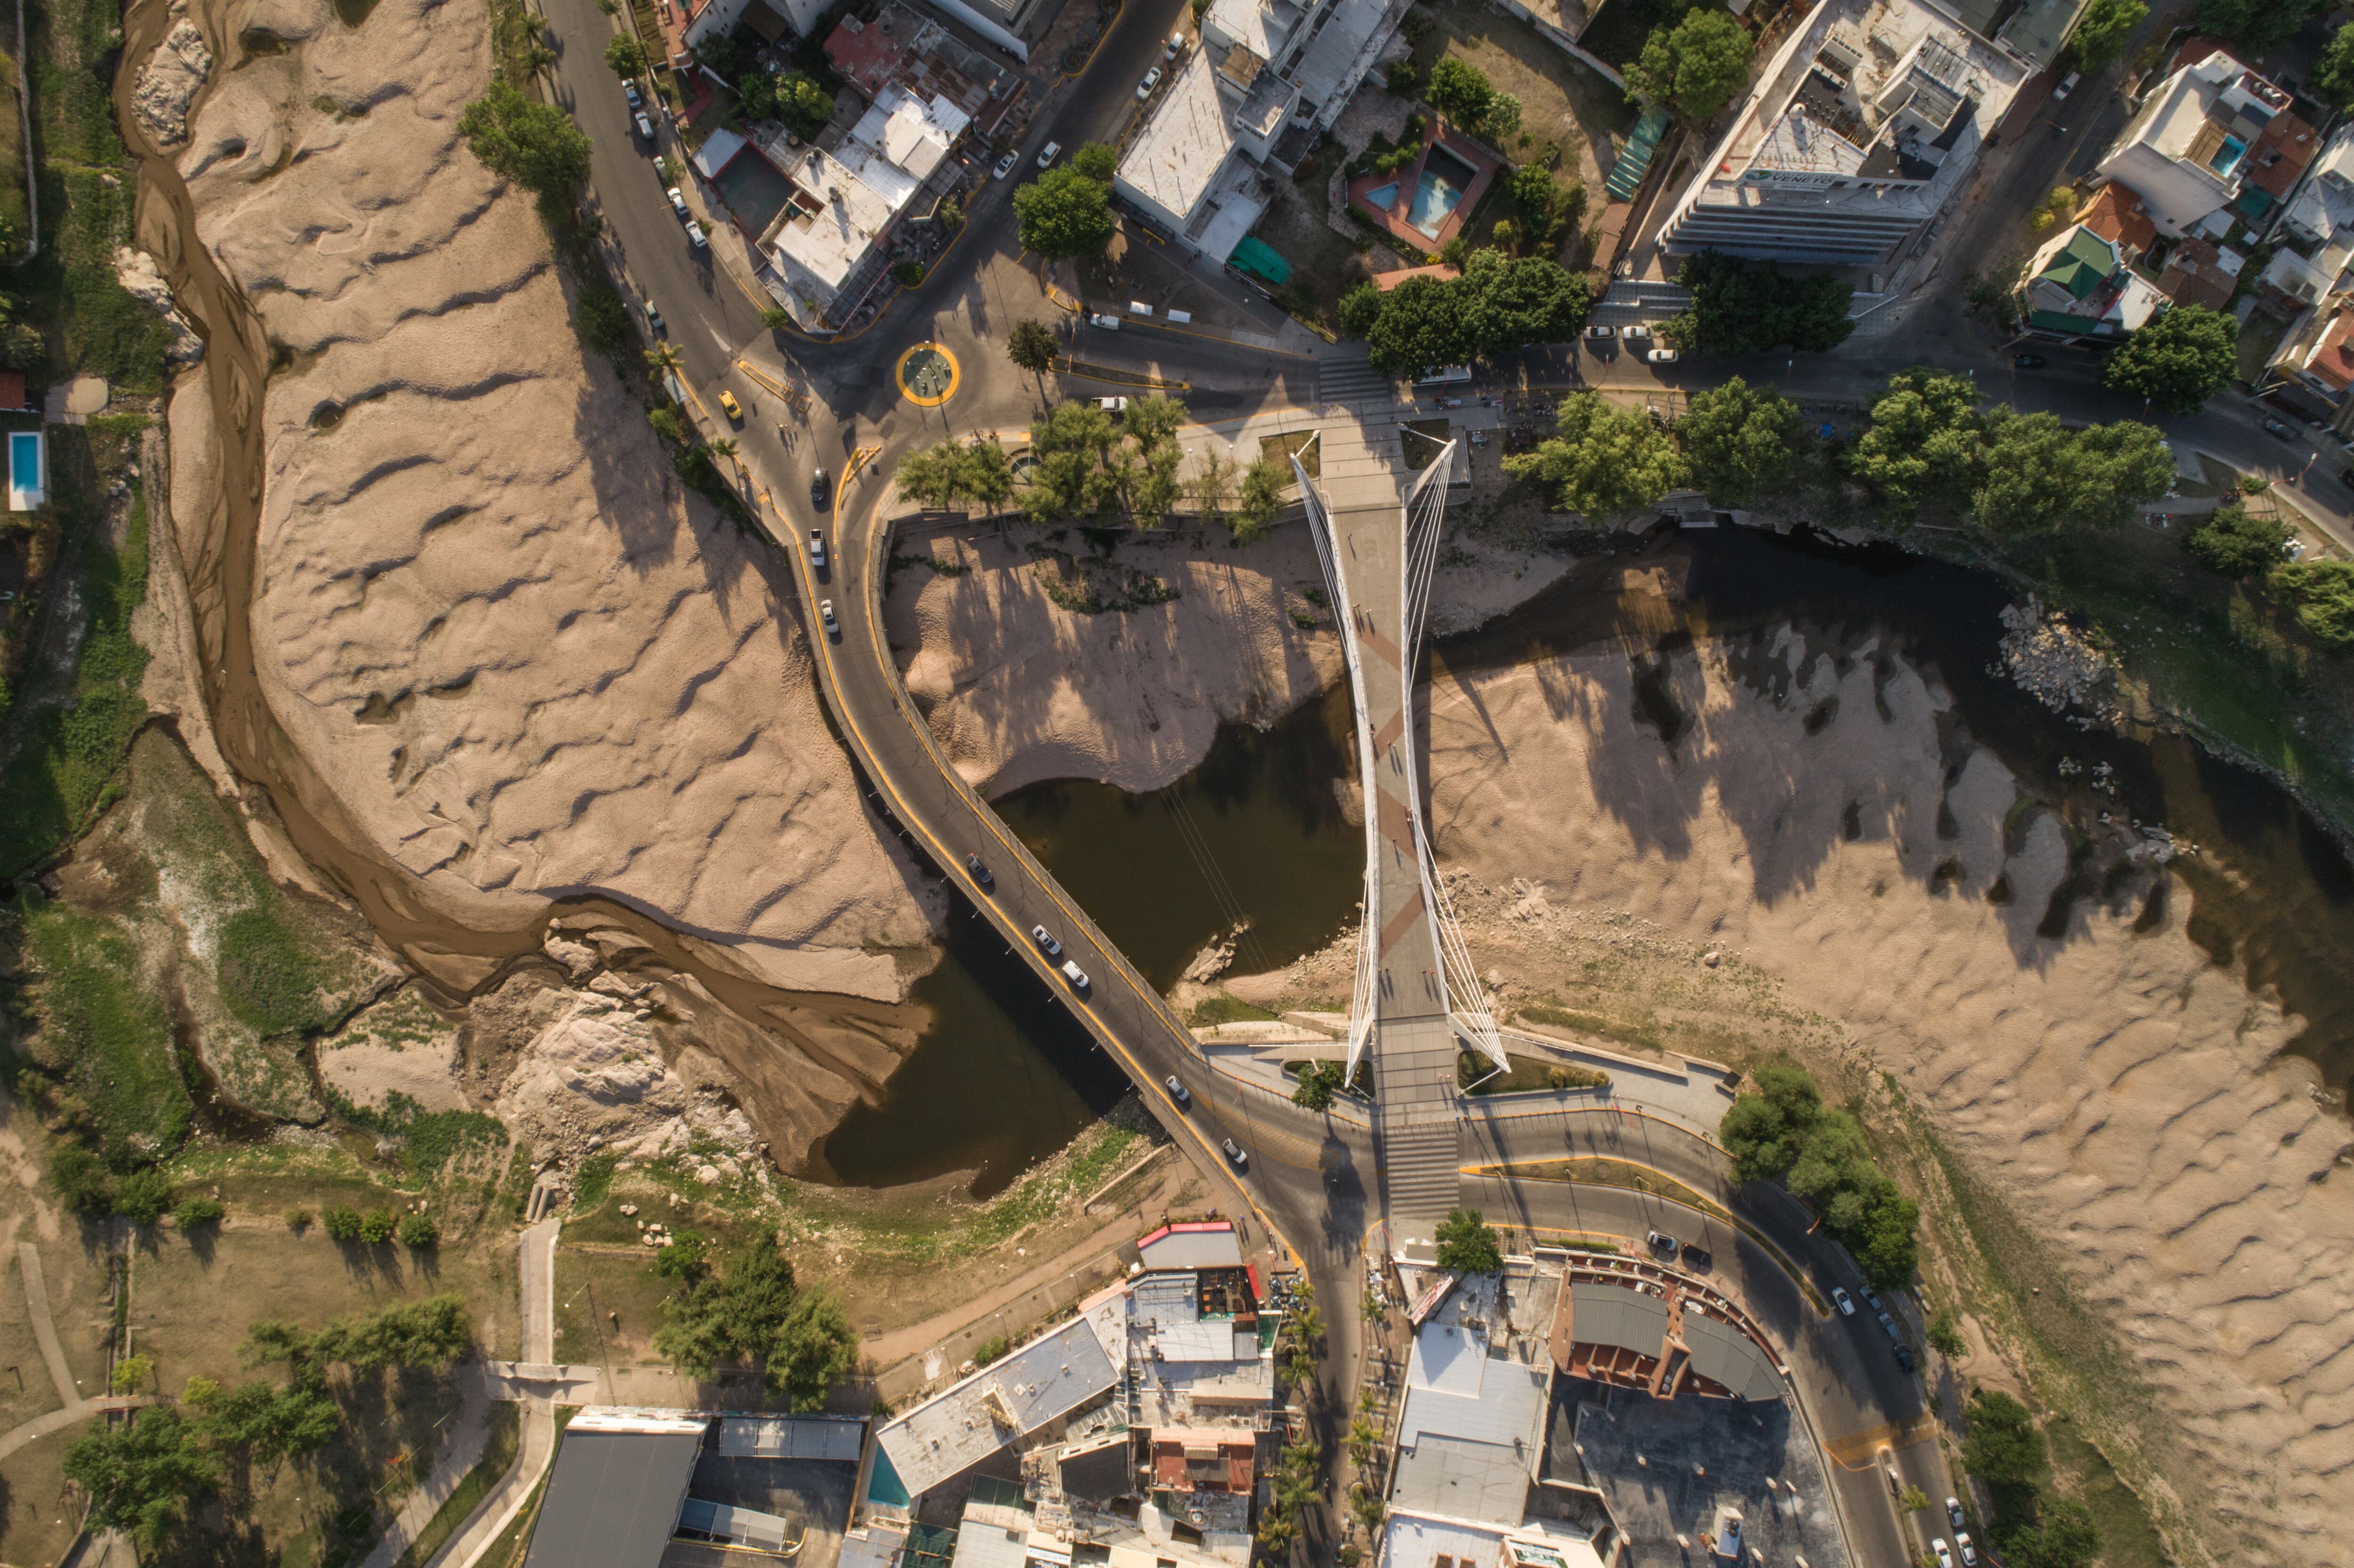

[667,185,690,219]
[1946,1498,1965,1532]
[684,219,707,248]
[1096,395,1129,411]
[1833,1287,1855,1315]
[1647,347,1678,364]
[1585,323,1615,341]
[1166,28,1184,56]
[992,150,1019,180]
[1032,925,1063,957]
[1933,1540,1954,1568]
[806,529,827,569]
[818,599,838,637]
[1137,67,1163,99]
[1060,959,1091,991]
[1619,322,1652,340]
[1087,312,1121,329]
[1037,140,1062,169]
[1956,1534,1977,1567]
[2053,70,2080,99]
[634,110,654,140]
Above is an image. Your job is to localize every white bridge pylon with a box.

[1293,436,1505,1086]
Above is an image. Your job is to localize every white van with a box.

[1415,365,1472,385]
[1088,312,1121,329]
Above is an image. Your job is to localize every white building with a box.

[1657,0,2026,269]
[1114,0,1408,258]
[760,82,969,331]
[2094,48,2290,238]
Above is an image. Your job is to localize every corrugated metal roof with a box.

[521,1428,704,1568]
[677,1497,794,1550]
[1389,1433,1530,1525]
[717,1415,865,1461]
[1131,1274,1199,1327]
[875,1317,1119,1499]
[1683,1312,1784,1402]
[1568,1282,1670,1357]
[1398,1360,1548,1454]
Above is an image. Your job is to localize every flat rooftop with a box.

[1117,49,1236,222]
[873,1316,1119,1500]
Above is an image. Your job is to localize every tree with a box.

[1963,1388,2049,1491]
[1006,318,1060,380]
[963,440,1016,515]
[895,439,970,510]
[767,1287,858,1408]
[1668,250,1852,354]
[775,72,835,140]
[49,1144,114,1214]
[115,1167,172,1224]
[1678,377,1800,505]
[358,1208,398,1244]
[603,33,647,76]
[191,1378,340,1468]
[64,1407,219,1552]
[111,1354,153,1394]
[655,1230,708,1279]
[578,283,633,355]
[2064,0,2144,68]
[2315,22,2354,113]
[655,1235,856,1408]
[2103,304,2237,415]
[2184,502,2288,578]
[1900,1484,1933,1512]
[1233,457,1290,540]
[2273,559,2354,652]
[1291,1061,1344,1110]
[322,1205,363,1241]
[644,343,685,378]
[1626,10,1754,121]
[1847,368,1984,519]
[1502,392,1687,518]
[2002,1496,2103,1568]
[1134,444,1183,521]
[1425,57,1495,129]
[1926,1305,1969,1359]
[2194,0,2323,55]
[172,1197,226,1230]
[1123,394,1187,452]
[1459,249,1593,358]
[1719,1064,1824,1182]
[1189,447,1237,523]
[397,1212,440,1247]
[1069,141,1118,182]
[1434,1207,1504,1274]
[1012,167,1117,259]
[1973,410,2173,537]
[706,436,742,488]
[1366,272,1470,374]
[457,80,593,195]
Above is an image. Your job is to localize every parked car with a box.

[810,468,832,508]
[1032,925,1063,957]
[1834,1287,1855,1316]
[1878,1311,1903,1343]
[992,150,1020,180]
[1895,1343,1916,1372]
[1645,1230,1677,1256]
[818,599,838,637]
[624,80,643,108]
[1088,312,1121,329]
[1933,1541,1953,1568]
[2285,538,2307,560]
[1060,959,1090,991]
[1956,1533,1977,1566]
[1680,1243,1712,1271]
[2053,70,2080,99]
[2264,417,2298,440]
[2013,352,2047,369]
[807,529,827,570]
[1861,1286,1881,1311]
[1166,28,1185,56]
[685,219,708,248]
[1620,323,1652,341]
[1221,1138,1248,1168]
[1137,66,1163,99]
[635,110,654,140]
[1096,395,1129,411]
[1164,1075,1191,1106]
[643,302,665,336]
[1946,1498,1966,1533]
[1586,323,1616,342]
[667,185,690,219]
[717,389,742,420]
[1037,140,1062,169]
[964,852,993,888]
[1647,347,1679,364]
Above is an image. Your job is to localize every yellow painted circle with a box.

[896,342,960,407]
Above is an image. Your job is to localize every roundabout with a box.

[895,342,959,407]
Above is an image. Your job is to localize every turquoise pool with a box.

[1365,180,1400,209]
[1408,146,1478,239]
[8,430,41,507]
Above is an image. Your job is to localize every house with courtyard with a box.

[2092,47,2295,239]
[2012,221,2165,343]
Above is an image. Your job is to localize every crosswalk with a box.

[1318,354,1405,408]
[1380,1120,1464,1228]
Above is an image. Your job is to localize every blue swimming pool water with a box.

[1364,181,1401,209]
[2210,133,2248,177]
[10,431,40,491]
[1408,147,1478,238]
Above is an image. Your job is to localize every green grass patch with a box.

[1187,992,1280,1027]
[1460,1051,1608,1094]
[218,906,341,1036]
[572,1151,620,1213]
[17,898,191,1166]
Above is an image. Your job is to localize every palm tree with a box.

[707,435,742,488]
[644,344,684,380]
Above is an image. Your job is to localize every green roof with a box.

[2038,227,2118,300]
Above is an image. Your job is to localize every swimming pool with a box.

[1364,180,1401,209]
[1408,147,1478,239]
[2209,133,2248,177]
[8,430,43,511]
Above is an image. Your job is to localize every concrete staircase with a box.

[1379,1119,1463,1230]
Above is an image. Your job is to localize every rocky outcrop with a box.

[132,18,211,147]
[112,248,203,363]
[165,0,936,1003]
[1997,596,2120,723]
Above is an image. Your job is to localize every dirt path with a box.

[0,1244,156,1461]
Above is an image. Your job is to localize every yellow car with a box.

[717,390,742,421]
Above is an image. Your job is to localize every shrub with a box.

[110,1354,153,1394]
[577,282,632,356]
[115,1168,174,1224]
[49,1145,116,1214]
[396,1213,440,1248]
[2273,559,2354,652]
[2183,503,2288,579]
[1384,59,1420,93]
[284,1206,314,1231]
[892,260,924,287]
[357,1209,399,1245]
[972,1335,1010,1366]
[172,1198,226,1230]
[322,1205,363,1241]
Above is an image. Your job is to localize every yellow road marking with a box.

[781,451,1305,1271]
[1823,1414,1938,1466]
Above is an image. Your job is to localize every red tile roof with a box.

[2158,238,2237,311]
[2247,107,2319,200]
[1370,263,1459,291]
[2307,309,2354,391]
[0,371,25,411]
[2077,185,2156,259]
